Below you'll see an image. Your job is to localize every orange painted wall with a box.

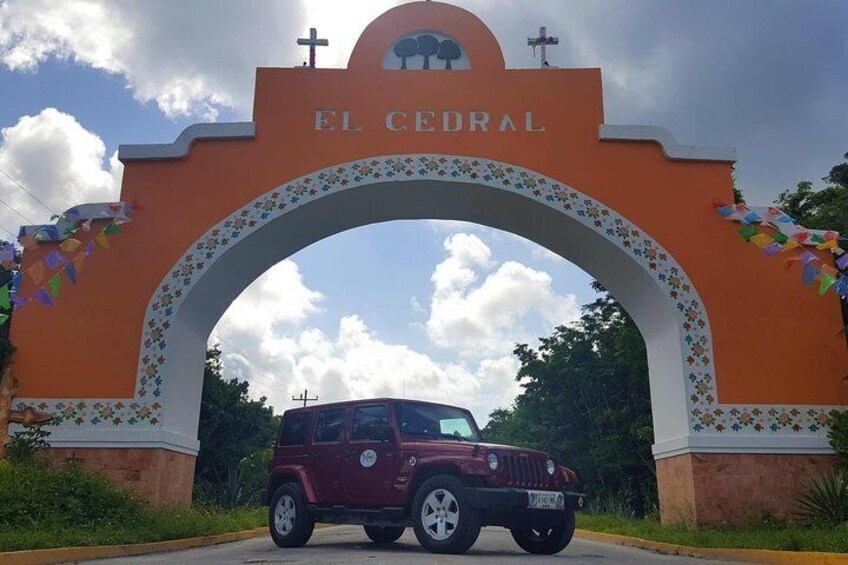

[10,2,847,408]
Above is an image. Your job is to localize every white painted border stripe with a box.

[653,434,833,459]
[600,124,737,162]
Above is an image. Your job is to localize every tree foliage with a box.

[775,152,848,249]
[195,347,278,505]
[484,285,655,516]
[0,240,19,372]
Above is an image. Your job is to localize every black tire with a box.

[509,509,575,555]
[411,475,481,554]
[268,483,315,548]
[364,525,405,544]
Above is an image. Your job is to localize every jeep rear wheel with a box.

[411,475,481,554]
[364,525,405,544]
[269,483,315,548]
[510,509,575,555]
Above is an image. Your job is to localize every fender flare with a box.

[268,465,318,504]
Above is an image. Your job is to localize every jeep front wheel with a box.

[364,525,405,544]
[510,509,575,555]
[269,483,315,548]
[411,475,481,554]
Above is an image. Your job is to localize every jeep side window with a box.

[314,408,346,443]
[278,411,312,446]
[351,405,390,442]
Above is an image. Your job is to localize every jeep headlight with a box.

[487,452,499,471]
[546,459,556,476]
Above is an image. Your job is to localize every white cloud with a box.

[0,1,310,119]
[0,108,122,235]
[213,259,323,337]
[427,233,579,357]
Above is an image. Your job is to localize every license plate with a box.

[527,490,564,510]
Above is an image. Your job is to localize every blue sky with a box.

[0,0,845,422]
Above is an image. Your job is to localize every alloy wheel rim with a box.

[421,488,459,541]
[274,494,296,536]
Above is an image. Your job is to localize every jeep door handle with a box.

[344,449,358,459]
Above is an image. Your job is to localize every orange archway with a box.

[10,2,846,525]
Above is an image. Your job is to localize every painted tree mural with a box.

[438,39,461,70]
[416,34,440,70]
[393,37,418,70]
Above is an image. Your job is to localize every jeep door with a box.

[342,402,402,505]
[310,406,348,504]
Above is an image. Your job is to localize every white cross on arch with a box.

[297,27,329,69]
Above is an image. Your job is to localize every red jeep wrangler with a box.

[264,398,584,554]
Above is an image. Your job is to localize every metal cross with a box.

[297,28,329,69]
[527,26,559,68]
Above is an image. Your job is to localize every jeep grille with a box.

[503,454,552,489]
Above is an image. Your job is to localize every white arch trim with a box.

[18,155,833,457]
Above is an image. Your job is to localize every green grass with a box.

[577,513,848,554]
[0,460,267,552]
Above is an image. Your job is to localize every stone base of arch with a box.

[42,447,196,506]
[656,452,837,526]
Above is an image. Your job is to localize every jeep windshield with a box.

[395,401,481,442]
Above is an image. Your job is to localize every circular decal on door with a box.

[360,449,377,468]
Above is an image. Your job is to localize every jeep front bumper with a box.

[465,487,586,513]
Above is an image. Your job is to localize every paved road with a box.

[76,525,744,564]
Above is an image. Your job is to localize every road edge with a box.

[574,528,848,565]
[0,526,275,565]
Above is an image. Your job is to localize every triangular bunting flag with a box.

[0,313,8,326]
[821,264,839,277]
[44,249,68,270]
[764,242,782,256]
[801,251,818,265]
[73,253,85,275]
[0,245,13,263]
[819,274,837,295]
[738,225,759,241]
[0,285,8,310]
[816,239,838,251]
[64,262,77,284]
[28,261,45,284]
[802,263,820,286]
[59,238,83,253]
[837,254,848,271]
[103,222,121,235]
[48,273,61,297]
[750,233,773,249]
[10,295,27,311]
[34,288,53,306]
[837,275,848,297]
[9,273,21,292]
[83,241,95,257]
[771,232,789,245]
[94,230,110,249]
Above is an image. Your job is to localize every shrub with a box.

[5,423,52,463]
[829,409,848,470]
[0,459,144,529]
[795,468,848,526]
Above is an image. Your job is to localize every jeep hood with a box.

[404,439,553,459]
